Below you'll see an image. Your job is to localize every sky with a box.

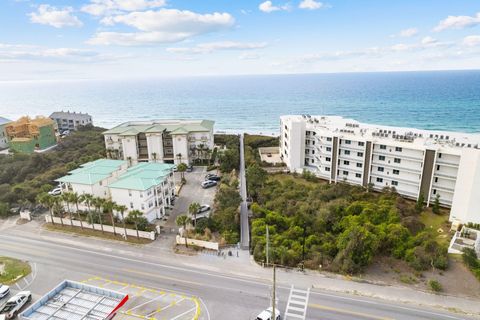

[1,0,480,80]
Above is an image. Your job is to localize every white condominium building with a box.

[103,119,215,165]
[50,111,93,131]
[280,115,480,224]
[56,159,175,222]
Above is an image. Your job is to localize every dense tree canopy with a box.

[250,175,448,274]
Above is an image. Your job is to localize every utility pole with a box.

[272,264,276,320]
[266,225,270,266]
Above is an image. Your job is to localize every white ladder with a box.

[284,285,310,320]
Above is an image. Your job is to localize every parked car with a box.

[48,187,62,196]
[204,174,221,181]
[0,291,31,319]
[255,308,281,320]
[0,285,9,300]
[186,165,193,172]
[198,205,211,213]
[201,180,217,189]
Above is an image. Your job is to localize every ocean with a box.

[1,70,480,134]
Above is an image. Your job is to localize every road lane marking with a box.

[309,304,395,320]
[285,285,310,320]
[123,268,204,287]
[170,306,196,320]
[0,235,465,320]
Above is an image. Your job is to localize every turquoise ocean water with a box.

[1,70,479,134]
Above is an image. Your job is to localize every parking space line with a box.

[170,306,196,320]
[127,293,167,313]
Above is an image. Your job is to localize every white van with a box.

[255,308,281,320]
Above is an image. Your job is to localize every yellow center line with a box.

[309,304,395,320]
[123,268,204,287]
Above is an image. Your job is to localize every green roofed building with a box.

[56,159,128,199]
[108,162,176,221]
[5,116,57,153]
[103,119,215,165]
[55,159,175,222]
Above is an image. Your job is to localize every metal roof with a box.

[20,280,128,320]
[55,159,126,185]
[108,162,174,191]
[103,119,214,136]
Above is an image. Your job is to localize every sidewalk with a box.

[4,219,480,317]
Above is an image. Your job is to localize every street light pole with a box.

[301,223,306,271]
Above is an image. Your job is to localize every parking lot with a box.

[162,167,218,230]
[82,277,207,320]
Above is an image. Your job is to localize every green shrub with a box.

[428,279,442,292]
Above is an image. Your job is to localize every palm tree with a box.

[79,193,94,230]
[177,163,187,180]
[115,204,128,240]
[176,214,191,248]
[128,210,144,239]
[188,202,201,226]
[70,192,84,230]
[198,144,205,163]
[103,200,117,236]
[61,192,74,227]
[52,197,64,226]
[36,192,55,225]
[92,197,105,233]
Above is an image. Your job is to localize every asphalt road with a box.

[0,231,476,320]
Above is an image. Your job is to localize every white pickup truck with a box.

[0,291,32,319]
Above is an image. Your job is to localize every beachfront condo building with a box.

[56,159,175,222]
[0,117,12,150]
[103,119,215,165]
[280,115,480,224]
[50,111,93,131]
[5,116,57,153]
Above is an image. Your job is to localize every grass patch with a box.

[0,257,31,284]
[399,274,418,284]
[45,223,153,245]
[419,210,451,245]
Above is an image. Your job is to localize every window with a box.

[128,190,132,196]
[141,204,145,210]
[312,150,315,154]
[326,147,332,152]
[325,167,331,172]
[344,140,351,144]
[284,125,288,130]
[355,173,362,178]
[343,170,349,175]
[435,177,438,183]
[394,158,401,164]
[437,165,440,170]
[130,202,133,209]
[438,153,442,158]
[378,167,384,172]
[140,193,143,198]
[311,159,315,164]
[379,155,386,161]
[326,137,332,142]
[395,147,402,152]
[344,150,351,155]
[326,157,331,162]
[393,169,400,175]
[357,152,363,157]
[358,141,365,147]
[356,163,362,168]
[376,177,383,183]
[392,180,398,186]
[433,189,437,195]
[312,141,315,145]
[380,145,386,150]
[343,160,350,165]
[99,181,103,186]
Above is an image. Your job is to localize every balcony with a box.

[434,172,458,180]
[372,150,424,162]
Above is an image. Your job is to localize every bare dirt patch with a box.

[360,256,480,299]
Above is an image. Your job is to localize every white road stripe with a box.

[285,285,310,320]
[169,306,196,320]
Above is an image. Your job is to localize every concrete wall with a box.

[45,216,156,240]
[176,235,219,250]
[172,134,189,164]
[450,149,480,224]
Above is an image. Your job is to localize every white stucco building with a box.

[280,115,480,224]
[103,119,215,165]
[56,159,175,222]
[108,163,175,222]
[50,111,93,131]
